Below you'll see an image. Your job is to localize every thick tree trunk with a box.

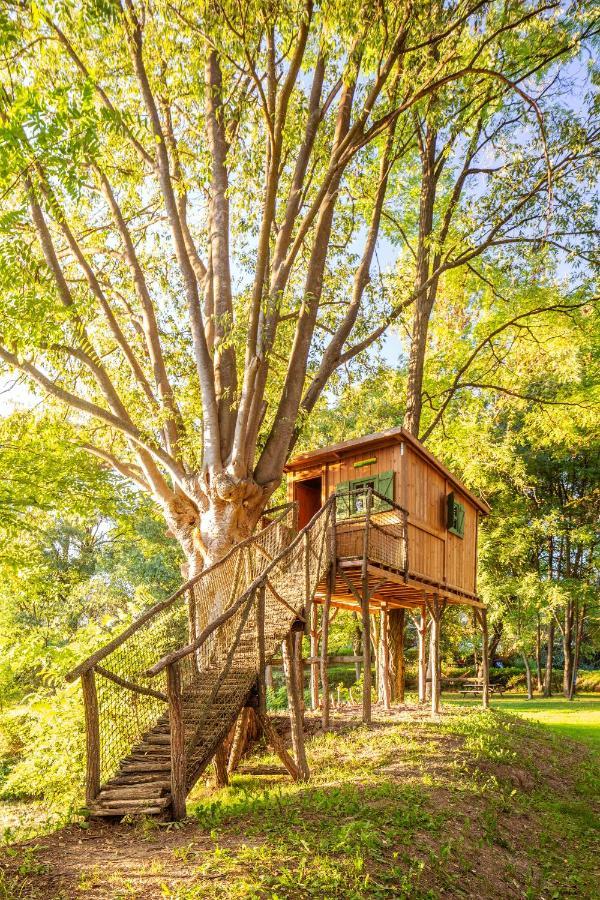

[388,608,405,704]
[543,621,554,697]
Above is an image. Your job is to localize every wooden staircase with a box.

[88,669,256,817]
[67,499,335,820]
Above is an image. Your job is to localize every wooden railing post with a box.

[81,669,100,805]
[361,487,373,725]
[256,583,267,715]
[166,661,187,820]
[320,564,332,729]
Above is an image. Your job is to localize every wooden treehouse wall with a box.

[287,435,480,600]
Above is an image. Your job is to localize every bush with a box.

[575,670,600,692]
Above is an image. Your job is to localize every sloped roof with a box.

[285,426,491,514]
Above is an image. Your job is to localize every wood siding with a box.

[287,435,481,601]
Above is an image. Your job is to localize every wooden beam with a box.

[81,669,100,805]
[321,566,332,730]
[166,662,186,820]
[362,489,373,725]
[282,636,309,780]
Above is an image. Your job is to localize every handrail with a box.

[145,495,336,677]
[336,485,408,517]
[65,502,297,683]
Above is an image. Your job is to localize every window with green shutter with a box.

[447,492,465,538]
[335,471,395,519]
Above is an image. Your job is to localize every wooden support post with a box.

[166,661,186,820]
[213,743,229,787]
[81,668,100,805]
[265,664,274,690]
[227,707,252,774]
[256,583,267,715]
[418,605,427,704]
[480,608,490,710]
[282,635,309,780]
[380,607,392,711]
[294,630,305,722]
[256,709,301,781]
[429,598,441,716]
[321,564,332,729]
[361,488,373,725]
[310,601,320,710]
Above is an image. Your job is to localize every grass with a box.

[443,692,600,749]
[1,701,598,899]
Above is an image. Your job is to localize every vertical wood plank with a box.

[166,662,187,820]
[81,669,100,805]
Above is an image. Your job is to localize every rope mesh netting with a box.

[91,502,335,789]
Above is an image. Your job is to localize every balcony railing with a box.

[334,486,408,577]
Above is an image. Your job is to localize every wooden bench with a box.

[459,682,506,696]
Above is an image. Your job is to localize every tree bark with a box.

[379,608,392,710]
[563,599,575,698]
[417,607,427,703]
[544,621,554,697]
[535,613,543,692]
[522,652,533,700]
[309,601,320,710]
[388,607,405,703]
[352,613,362,681]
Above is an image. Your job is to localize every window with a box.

[447,493,465,538]
[335,471,394,519]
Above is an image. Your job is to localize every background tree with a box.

[1,0,597,622]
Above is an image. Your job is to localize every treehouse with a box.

[285,427,491,718]
[285,426,489,610]
[68,427,491,822]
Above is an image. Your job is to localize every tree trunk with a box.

[388,608,405,704]
[569,603,585,700]
[522,652,533,700]
[563,599,575,698]
[544,621,554,697]
[403,127,438,437]
[535,613,543,692]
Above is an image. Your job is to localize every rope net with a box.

[92,505,298,786]
[87,501,341,789]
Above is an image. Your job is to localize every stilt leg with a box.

[321,566,332,730]
[282,635,310,780]
[418,604,427,704]
[310,601,320,710]
[380,607,391,711]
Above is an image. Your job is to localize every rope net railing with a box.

[335,487,408,575]
[68,504,297,788]
[149,497,336,786]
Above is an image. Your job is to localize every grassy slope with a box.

[0,699,598,899]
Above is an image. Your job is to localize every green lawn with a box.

[2,703,599,898]
[443,693,600,749]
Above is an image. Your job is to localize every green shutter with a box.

[447,493,465,538]
[335,481,351,519]
[375,470,394,510]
